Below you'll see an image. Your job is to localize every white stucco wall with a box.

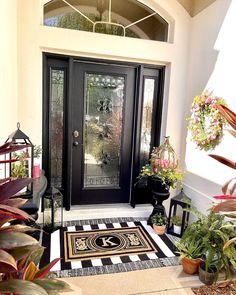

[17,0,191,160]
[184,0,234,213]
[0,0,18,142]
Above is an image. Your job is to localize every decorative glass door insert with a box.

[84,74,125,188]
[71,62,135,204]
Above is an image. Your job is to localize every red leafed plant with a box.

[0,142,71,295]
[209,105,236,216]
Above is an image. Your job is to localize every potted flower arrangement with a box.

[140,136,183,190]
[138,136,183,221]
[151,214,167,235]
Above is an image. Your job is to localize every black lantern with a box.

[42,187,63,232]
[5,122,34,196]
[167,189,191,237]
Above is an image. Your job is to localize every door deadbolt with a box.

[73,130,79,138]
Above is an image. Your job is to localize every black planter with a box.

[147,178,170,226]
[198,262,217,285]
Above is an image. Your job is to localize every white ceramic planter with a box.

[173,225,181,235]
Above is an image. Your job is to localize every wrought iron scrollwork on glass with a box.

[97,97,113,113]
[50,69,65,188]
[84,73,125,187]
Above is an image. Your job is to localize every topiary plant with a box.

[151,214,167,226]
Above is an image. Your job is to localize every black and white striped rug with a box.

[39,217,180,277]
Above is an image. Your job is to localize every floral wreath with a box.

[188,92,227,151]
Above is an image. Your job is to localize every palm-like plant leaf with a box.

[23,261,39,280]
[222,177,236,194]
[212,200,236,213]
[0,224,39,233]
[227,129,236,139]
[0,279,48,295]
[0,204,33,221]
[2,197,28,208]
[35,258,61,279]
[209,154,236,170]
[10,245,44,262]
[33,279,71,292]
[216,104,236,130]
[0,249,18,273]
[0,178,32,202]
[0,232,38,250]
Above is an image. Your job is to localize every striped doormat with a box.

[39,217,180,277]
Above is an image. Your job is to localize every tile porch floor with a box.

[38,204,203,294]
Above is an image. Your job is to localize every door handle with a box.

[73,141,79,147]
[73,130,79,138]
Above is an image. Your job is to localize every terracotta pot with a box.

[153,224,166,235]
[182,257,202,275]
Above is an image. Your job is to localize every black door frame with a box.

[43,53,165,210]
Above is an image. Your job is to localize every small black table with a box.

[20,171,47,220]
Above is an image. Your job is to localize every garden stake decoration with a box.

[188,92,227,151]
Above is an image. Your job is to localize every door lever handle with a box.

[73,130,79,138]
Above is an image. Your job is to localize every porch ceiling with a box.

[177,0,217,17]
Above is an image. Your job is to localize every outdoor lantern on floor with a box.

[167,189,191,237]
[42,187,63,232]
[4,122,34,196]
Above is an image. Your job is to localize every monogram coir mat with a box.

[39,217,180,277]
[64,225,158,262]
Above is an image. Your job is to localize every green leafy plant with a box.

[151,214,167,226]
[33,145,42,159]
[176,202,235,280]
[0,141,71,295]
[11,161,28,179]
[171,215,182,226]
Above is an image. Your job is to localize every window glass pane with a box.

[84,73,125,188]
[140,78,155,168]
[44,0,168,41]
[49,68,64,188]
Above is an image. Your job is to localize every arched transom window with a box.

[44,0,168,41]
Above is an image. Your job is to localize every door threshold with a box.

[63,203,152,222]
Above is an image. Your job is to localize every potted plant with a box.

[171,215,182,235]
[139,136,183,190]
[138,137,183,222]
[175,219,204,274]
[176,201,235,280]
[0,141,71,294]
[33,145,42,178]
[151,214,167,235]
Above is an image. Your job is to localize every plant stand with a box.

[147,178,170,225]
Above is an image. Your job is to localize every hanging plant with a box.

[188,92,227,151]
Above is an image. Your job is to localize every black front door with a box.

[71,62,135,205]
[43,55,164,209]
